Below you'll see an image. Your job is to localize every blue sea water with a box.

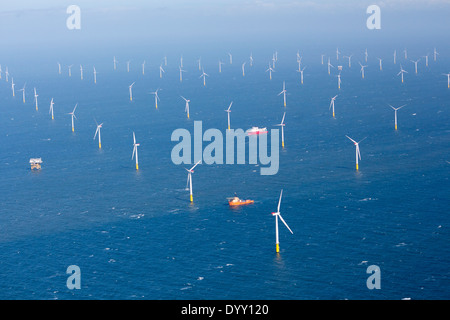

[0,46,449,300]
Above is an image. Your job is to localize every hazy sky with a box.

[0,1,449,57]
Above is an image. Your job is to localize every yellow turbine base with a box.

[356,164,359,171]
[52,116,54,120]
[282,141,284,148]
[276,243,280,253]
[395,125,398,130]
[136,163,139,170]
[333,112,335,118]
[99,143,102,149]
[187,114,190,119]
[72,127,74,132]
[190,194,193,202]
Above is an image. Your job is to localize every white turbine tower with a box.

[346,135,366,171]
[94,120,103,149]
[266,64,275,80]
[80,64,83,80]
[159,65,165,78]
[443,73,450,88]
[186,160,201,202]
[179,66,186,82]
[225,101,232,130]
[330,95,338,118]
[359,62,367,79]
[18,83,26,103]
[271,189,293,253]
[49,98,54,120]
[129,82,135,101]
[398,65,407,83]
[410,59,420,74]
[181,96,190,119]
[34,87,38,111]
[11,78,15,97]
[132,132,140,170]
[199,69,208,86]
[151,88,161,109]
[278,81,287,107]
[275,112,286,148]
[93,66,97,84]
[389,104,406,130]
[327,58,334,75]
[68,104,77,132]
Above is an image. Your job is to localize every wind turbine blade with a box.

[346,135,357,144]
[281,112,286,124]
[278,214,294,234]
[277,189,283,213]
[190,160,202,171]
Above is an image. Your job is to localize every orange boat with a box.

[228,196,254,206]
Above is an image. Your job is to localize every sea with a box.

[0,44,449,300]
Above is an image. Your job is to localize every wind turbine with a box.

[93,66,97,84]
[126,60,131,73]
[271,189,293,253]
[49,98,54,120]
[377,58,383,71]
[278,81,287,107]
[33,87,38,111]
[359,62,367,79]
[159,65,165,78]
[266,64,275,80]
[321,54,325,65]
[5,67,8,82]
[249,53,253,66]
[68,65,73,77]
[275,112,286,148]
[423,54,429,67]
[337,73,342,90]
[0,65,2,80]
[197,57,202,71]
[180,55,183,68]
[410,59,420,74]
[93,120,103,149]
[132,132,140,170]
[388,104,406,130]
[18,83,26,103]
[443,73,450,88]
[336,47,340,60]
[346,135,366,171]
[219,60,224,73]
[142,60,146,75]
[186,160,201,202]
[129,82,135,101]
[297,66,305,84]
[68,104,77,132]
[242,62,246,77]
[80,64,83,80]
[179,66,186,82]
[394,50,397,64]
[228,52,232,64]
[151,88,160,109]
[398,65,407,83]
[164,56,167,66]
[364,49,368,62]
[404,48,408,59]
[330,95,338,118]
[225,101,232,130]
[343,54,353,68]
[58,62,61,74]
[11,78,15,97]
[181,96,190,119]
[327,58,334,75]
[199,69,208,86]
[434,48,439,61]
[113,56,118,70]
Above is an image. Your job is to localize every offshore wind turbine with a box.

[336,47,340,60]
[359,62,367,79]
[388,104,406,130]
[337,73,342,90]
[404,48,408,59]
[249,53,253,66]
[126,60,131,72]
[271,189,293,253]
[423,54,429,67]
[321,54,325,65]
[80,64,83,80]
[164,56,167,66]
[159,65,165,78]
[218,60,224,73]
[278,81,287,107]
[151,88,161,109]
[364,49,368,62]
[5,67,8,82]
[398,65,407,83]
[11,78,15,97]
[228,52,232,64]
[377,58,383,71]
[242,62,246,77]
[49,98,54,120]
[18,83,26,103]
[181,96,190,119]
[180,55,183,68]
[327,58,334,75]
[113,56,118,70]
[179,66,186,82]
[434,48,439,61]
[225,101,232,130]
[0,65,2,80]
[410,59,420,74]
[275,112,286,148]
[266,64,275,80]
[142,60,146,75]
[186,160,201,202]
[297,66,305,84]
[197,57,202,71]
[33,87,38,111]
[132,132,140,170]
[58,62,61,74]
[199,69,208,86]
[129,82,135,101]
[330,95,338,118]
[343,54,353,68]
[394,50,397,64]
[93,120,103,149]
[346,135,366,171]
[68,65,73,77]
[93,66,97,84]
[68,104,77,132]
[443,73,450,88]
